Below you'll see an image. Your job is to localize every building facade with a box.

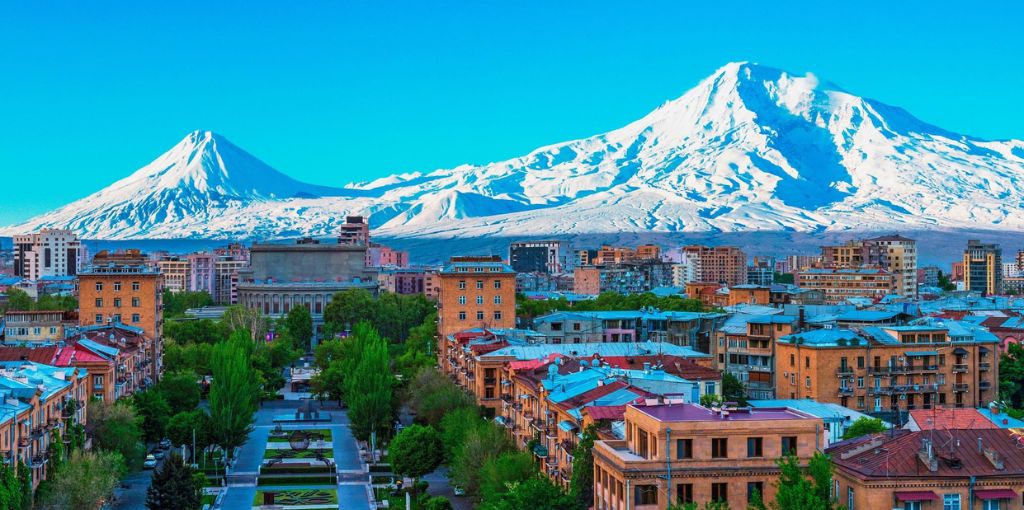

[509,240,566,274]
[338,215,370,246]
[680,246,747,287]
[436,256,516,344]
[12,229,84,280]
[795,268,895,304]
[964,240,1002,295]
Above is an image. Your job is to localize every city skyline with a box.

[2,1,1023,225]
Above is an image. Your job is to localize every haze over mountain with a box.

[5,62,1024,241]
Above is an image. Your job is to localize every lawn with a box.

[262,448,333,459]
[253,489,338,506]
[267,429,333,443]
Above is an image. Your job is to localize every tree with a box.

[721,372,748,406]
[222,305,268,342]
[390,424,444,492]
[156,371,202,415]
[283,304,314,351]
[937,272,957,292]
[841,416,887,440]
[700,393,723,407]
[88,399,145,469]
[323,289,376,336]
[36,450,125,510]
[5,288,32,312]
[769,453,836,510]
[422,496,454,510]
[451,421,514,499]
[162,290,213,318]
[1000,342,1024,409]
[47,428,66,477]
[133,390,172,442]
[146,452,202,510]
[569,425,598,506]
[407,367,475,426]
[439,407,480,463]
[208,339,258,459]
[35,294,78,311]
[773,272,795,284]
[479,475,579,510]
[167,410,212,453]
[479,451,536,502]
[345,326,395,441]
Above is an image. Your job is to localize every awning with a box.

[953,347,969,355]
[494,416,507,426]
[558,420,578,432]
[895,491,938,502]
[975,489,1017,500]
[905,351,937,357]
[531,444,548,458]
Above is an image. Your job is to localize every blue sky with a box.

[1,1,1022,225]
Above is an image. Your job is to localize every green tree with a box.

[769,453,836,510]
[221,305,269,342]
[47,428,66,477]
[156,371,202,415]
[422,496,454,510]
[841,416,887,440]
[208,339,258,459]
[479,475,579,510]
[390,424,444,493]
[35,294,78,311]
[451,421,514,499]
[721,372,748,405]
[773,272,795,284]
[937,271,957,292]
[36,450,125,510]
[146,452,202,510]
[133,389,172,442]
[1000,342,1024,409]
[166,410,212,453]
[700,393,723,407]
[569,425,598,506]
[5,288,33,312]
[88,399,145,469]
[344,324,395,441]
[283,304,314,351]
[323,289,376,336]
[479,451,536,502]
[439,407,480,463]
[407,367,475,426]
[162,290,213,318]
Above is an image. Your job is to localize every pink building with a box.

[366,244,409,268]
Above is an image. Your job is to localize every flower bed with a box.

[253,489,338,506]
[266,429,333,443]
[262,448,332,459]
[256,475,337,486]
[260,464,334,475]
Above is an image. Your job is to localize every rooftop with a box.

[749,399,880,424]
[631,403,815,423]
[481,341,709,360]
[907,407,998,431]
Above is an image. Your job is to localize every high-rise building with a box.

[508,240,566,274]
[156,256,191,293]
[436,256,516,347]
[964,240,1002,295]
[338,215,370,246]
[795,268,896,304]
[820,235,917,298]
[747,257,775,286]
[680,245,747,286]
[12,229,84,280]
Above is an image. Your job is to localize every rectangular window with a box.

[747,437,763,457]
[493,311,502,320]
[493,280,502,289]
[493,295,502,305]
[712,482,728,503]
[476,311,484,320]
[94,314,103,324]
[634,485,657,505]
[132,297,140,307]
[748,482,764,504]
[458,311,466,320]
[476,280,484,289]
[95,298,103,307]
[905,502,922,510]
[113,281,121,291]
[458,280,466,289]
[943,494,961,510]
[848,487,855,510]
[132,314,140,323]
[484,387,494,399]
[676,483,693,504]
[982,500,1000,510]
[782,436,797,456]
[458,296,466,305]
[95,282,103,291]
[676,439,692,459]
[712,438,728,458]
[476,295,484,305]
[132,281,140,291]
[113,298,121,308]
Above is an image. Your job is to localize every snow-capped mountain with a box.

[6,62,1024,240]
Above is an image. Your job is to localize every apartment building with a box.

[78,261,163,382]
[509,240,567,274]
[680,245,748,287]
[338,215,370,246]
[1,310,71,344]
[717,314,798,399]
[436,256,517,353]
[365,244,409,268]
[592,402,822,510]
[964,240,1003,295]
[828,429,1024,510]
[774,321,1000,418]
[531,310,725,352]
[156,256,191,293]
[12,229,84,280]
[377,268,439,298]
[795,268,895,304]
[573,261,675,295]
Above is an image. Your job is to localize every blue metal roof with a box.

[778,329,868,347]
[835,310,901,322]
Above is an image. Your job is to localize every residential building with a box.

[684,282,725,307]
[365,244,409,268]
[509,240,567,274]
[717,314,798,399]
[828,429,1024,510]
[377,267,439,298]
[574,261,675,295]
[796,268,895,304]
[592,402,822,510]
[747,258,775,286]
[727,285,771,306]
[918,265,940,288]
[156,256,191,293]
[748,399,881,446]
[1,310,70,344]
[213,255,248,305]
[774,320,1000,419]
[531,310,725,351]
[338,215,370,246]
[435,256,517,349]
[964,240,1003,296]
[680,245,747,286]
[12,229,84,280]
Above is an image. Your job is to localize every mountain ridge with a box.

[5,62,1024,240]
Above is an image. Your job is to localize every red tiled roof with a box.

[0,347,58,364]
[57,343,110,364]
[508,354,563,371]
[469,341,508,355]
[908,407,998,430]
[827,429,1024,480]
[582,405,626,421]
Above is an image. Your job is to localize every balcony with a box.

[953,364,969,373]
[29,454,46,469]
[484,377,497,386]
[837,387,854,396]
[500,394,512,403]
[867,366,903,375]
[979,362,991,371]
[836,367,854,376]
[953,383,969,392]
[907,364,939,373]
[17,438,28,448]
[979,380,992,390]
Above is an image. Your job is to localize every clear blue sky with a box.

[1,1,1022,225]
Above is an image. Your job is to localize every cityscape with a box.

[2,3,1024,510]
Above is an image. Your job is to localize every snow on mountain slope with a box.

[5,62,1024,240]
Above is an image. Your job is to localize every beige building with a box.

[12,229,84,280]
[436,256,516,359]
[680,245,747,286]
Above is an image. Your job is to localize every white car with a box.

[143,454,158,469]
[452,486,465,496]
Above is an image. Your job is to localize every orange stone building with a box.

[592,402,822,509]
[436,256,516,362]
[78,259,164,381]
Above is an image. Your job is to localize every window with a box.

[712,482,728,503]
[805,356,810,368]
[982,501,1001,510]
[857,377,865,388]
[94,314,103,324]
[458,311,466,321]
[113,298,121,308]
[634,485,657,505]
[132,281,140,291]
[676,483,693,504]
[476,311,484,320]
[493,295,502,305]
[92,375,103,388]
[493,311,502,320]
[942,494,961,510]
[458,280,466,290]
[113,314,121,323]
[905,502,921,510]
[712,438,728,458]
[131,314,140,323]
[782,436,797,456]
[132,297,140,307]
[32,327,41,336]
[95,298,103,307]
[95,282,103,291]
[476,295,484,305]
[113,281,121,291]
[747,437,763,457]
[805,376,812,388]
[857,356,865,369]
[493,280,502,289]
[676,439,692,459]
[484,387,494,399]
[705,382,716,395]
[848,487,855,510]
[789,354,795,366]
[748,482,764,504]
[458,296,466,305]
[476,280,484,289]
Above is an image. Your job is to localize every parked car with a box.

[159,438,172,450]
[143,455,158,469]
[453,486,465,496]
[152,449,165,460]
